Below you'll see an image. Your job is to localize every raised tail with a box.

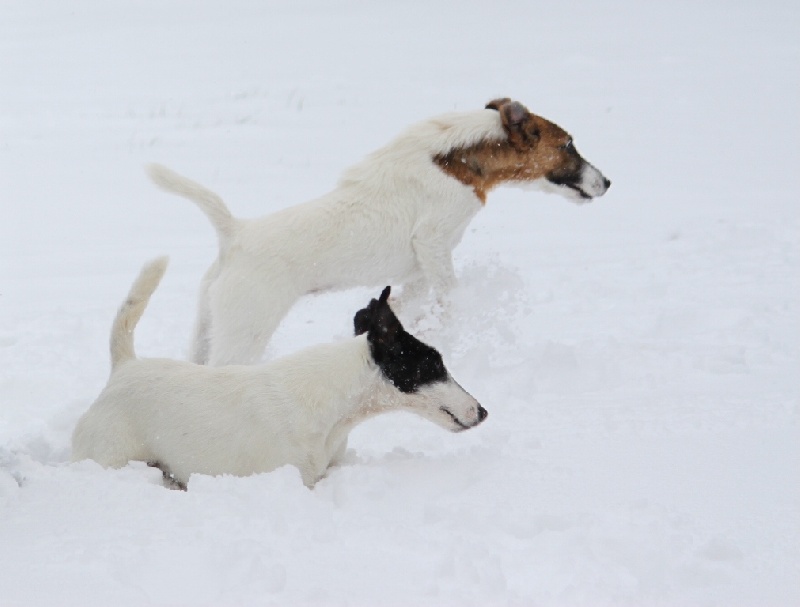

[110,256,169,370]
[146,163,239,247]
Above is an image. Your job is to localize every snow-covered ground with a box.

[1,1,798,605]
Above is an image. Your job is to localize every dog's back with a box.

[73,254,381,478]
[72,331,380,484]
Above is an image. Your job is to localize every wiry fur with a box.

[71,262,486,489]
[148,98,610,365]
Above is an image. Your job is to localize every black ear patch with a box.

[354,286,395,338]
[353,286,448,393]
[354,303,374,336]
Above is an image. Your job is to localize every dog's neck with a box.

[324,367,401,451]
[339,109,508,206]
[276,336,388,428]
[309,336,421,461]
[433,137,545,204]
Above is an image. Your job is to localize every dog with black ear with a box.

[72,262,487,489]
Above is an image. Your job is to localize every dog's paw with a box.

[393,282,428,312]
[408,297,450,336]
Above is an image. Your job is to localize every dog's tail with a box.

[110,256,169,370]
[146,163,239,247]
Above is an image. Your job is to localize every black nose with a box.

[603,177,611,189]
[477,405,488,422]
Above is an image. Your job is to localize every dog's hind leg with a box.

[72,413,143,469]
[147,461,187,491]
[190,288,213,365]
[189,261,221,365]
[190,306,212,365]
[206,272,299,366]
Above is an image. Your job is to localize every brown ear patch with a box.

[501,101,528,127]
[485,98,512,111]
[486,98,538,151]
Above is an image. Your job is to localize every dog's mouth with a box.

[439,406,487,432]
[545,175,594,202]
[546,165,610,202]
[566,183,593,200]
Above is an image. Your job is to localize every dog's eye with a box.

[561,139,574,151]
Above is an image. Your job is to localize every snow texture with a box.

[1,1,798,605]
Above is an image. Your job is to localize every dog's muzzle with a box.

[549,162,611,200]
[441,404,488,431]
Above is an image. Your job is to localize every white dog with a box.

[148,98,611,365]
[71,258,486,489]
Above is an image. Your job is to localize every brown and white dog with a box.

[148,98,610,366]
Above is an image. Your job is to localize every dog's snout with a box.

[603,177,611,190]
[477,405,488,423]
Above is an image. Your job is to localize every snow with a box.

[1,1,798,605]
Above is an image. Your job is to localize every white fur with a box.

[72,258,483,488]
[512,163,609,202]
[577,162,609,198]
[149,106,610,365]
[147,109,508,365]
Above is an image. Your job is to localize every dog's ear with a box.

[360,287,403,357]
[354,296,380,335]
[485,98,512,112]
[369,305,402,352]
[353,286,395,338]
[502,101,528,128]
[488,98,539,150]
[353,305,372,336]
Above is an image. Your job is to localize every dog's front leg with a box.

[393,277,429,316]
[328,436,349,468]
[411,235,456,304]
[298,449,332,488]
[403,236,456,332]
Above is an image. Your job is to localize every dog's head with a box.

[354,287,487,432]
[435,98,611,203]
